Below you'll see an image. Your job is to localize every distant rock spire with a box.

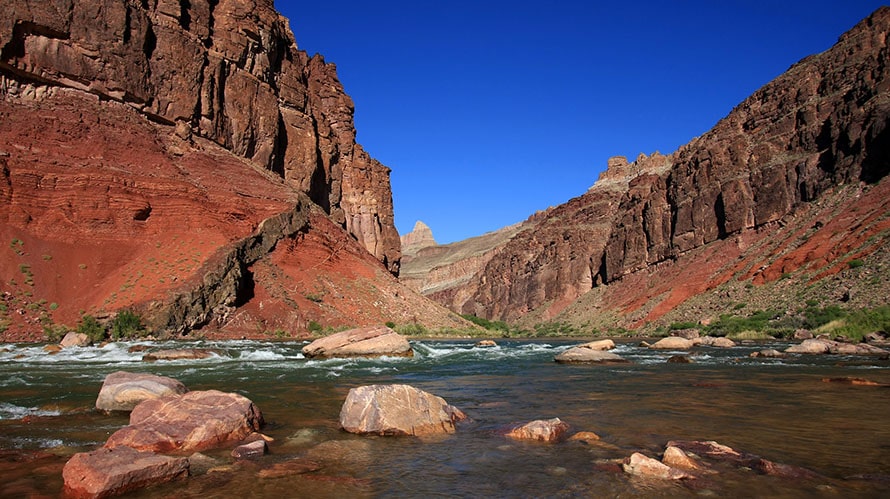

[400,221,437,256]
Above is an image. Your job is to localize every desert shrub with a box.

[77,315,106,342]
[669,321,699,331]
[110,310,144,340]
[396,323,428,336]
[848,259,865,269]
[461,314,511,333]
[705,309,780,336]
[43,323,68,342]
[307,321,323,334]
[385,321,396,329]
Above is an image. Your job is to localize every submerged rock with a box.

[506,418,570,443]
[62,446,187,498]
[232,439,267,460]
[750,349,787,358]
[258,458,322,479]
[105,390,263,453]
[662,446,705,471]
[554,347,629,364]
[95,371,188,413]
[339,384,466,436]
[667,355,693,363]
[302,326,413,359]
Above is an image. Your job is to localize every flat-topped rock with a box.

[62,446,188,498]
[105,390,263,453]
[60,331,91,348]
[339,384,466,436]
[302,326,413,359]
[554,347,629,364]
[649,337,695,350]
[142,349,219,361]
[96,371,188,413]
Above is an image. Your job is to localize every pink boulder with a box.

[62,446,187,498]
[105,390,263,453]
[505,418,570,443]
[95,371,188,413]
[339,384,466,436]
[302,326,413,359]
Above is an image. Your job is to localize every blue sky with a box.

[277,1,886,244]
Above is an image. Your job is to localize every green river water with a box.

[1,339,889,497]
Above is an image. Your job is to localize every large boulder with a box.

[339,384,466,436]
[62,446,188,498]
[699,336,736,348]
[60,331,91,348]
[105,390,263,453]
[302,326,413,359]
[649,337,695,350]
[554,347,629,364]
[505,418,570,443]
[96,371,188,413]
[785,338,832,354]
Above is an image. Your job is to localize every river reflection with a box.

[1,339,889,497]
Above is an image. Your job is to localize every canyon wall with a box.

[0,0,400,272]
[409,7,890,324]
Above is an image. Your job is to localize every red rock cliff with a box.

[0,0,399,273]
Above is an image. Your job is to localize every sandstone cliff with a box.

[400,221,437,258]
[0,0,399,273]
[407,7,890,329]
[0,0,472,340]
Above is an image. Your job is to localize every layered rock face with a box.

[411,7,890,325]
[400,220,437,257]
[0,0,473,341]
[0,0,399,273]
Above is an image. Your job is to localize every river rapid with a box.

[1,339,889,497]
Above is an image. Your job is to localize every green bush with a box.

[43,323,68,342]
[110,310,144,340]
[848,259,865,269]
[76,315,106,343]
[385,321,396,329]
[307,321,323,333]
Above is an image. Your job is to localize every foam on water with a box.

[0,402,61,420]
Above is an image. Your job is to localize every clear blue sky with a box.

[276,1,886,244]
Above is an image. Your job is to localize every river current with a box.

[1,339,889,497]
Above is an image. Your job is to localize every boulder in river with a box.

[62,446,188,498]
[475,340,497,347]
[302,326,413,359]
[649,337,694,350]
[505,418,570,443]
[578,339,615,351]
[105,390,264,453]
[750,349,787,358]
[60,331,91,348]
[339,384,466,436]
[96,371,188,413]
[142,348,219,361]
[554,347,629,364]
[698,336,736,348]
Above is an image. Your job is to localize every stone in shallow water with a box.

[554,347,629,364]
[505,418,570,443]
[649,337,694,350]
[62,446,187,498]
[339,384,466,436]
[622,452,691,480]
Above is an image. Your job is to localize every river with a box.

[1,339,889,497]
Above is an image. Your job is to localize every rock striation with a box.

[96,371,189,413]
[0,0,399,273]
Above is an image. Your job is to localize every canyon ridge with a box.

[402,7,890,334]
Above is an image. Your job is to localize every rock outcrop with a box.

[406,7,890,329]
[400,221,437,257]
[301,325,413,359]
[95,371,188,413]
[339,384,467,436]
[105,390,263,453]
[0,0,399,274]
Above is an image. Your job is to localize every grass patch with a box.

[725,330,774,340]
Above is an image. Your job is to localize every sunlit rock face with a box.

[0,0,399,273]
